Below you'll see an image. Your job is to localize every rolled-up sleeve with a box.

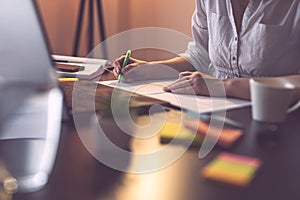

[181,1,212,75]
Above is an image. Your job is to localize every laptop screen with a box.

[0,0,54,87]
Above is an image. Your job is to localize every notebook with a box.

[53,54,110,80]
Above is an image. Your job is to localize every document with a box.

[96,80,251,113]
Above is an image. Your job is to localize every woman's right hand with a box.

[111,54,185,82]
[112,55,148,81]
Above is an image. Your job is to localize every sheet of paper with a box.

[97,80,251,113]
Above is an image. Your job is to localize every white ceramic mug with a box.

[250,78,300,123]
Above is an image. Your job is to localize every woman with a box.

[113,0,300,101]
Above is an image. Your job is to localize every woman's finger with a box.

[179,71,193,78]
[165,76,191,88]
[112,61,122,78]
[122,62,140,74]
[168,86,195,95]
[163,78,184,91]
[163,79,192,92]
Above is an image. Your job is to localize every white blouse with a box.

[182,0,300,79]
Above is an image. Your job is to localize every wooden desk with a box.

[10,77,300,200]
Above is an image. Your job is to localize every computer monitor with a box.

[0,0,63,193]
[0,0,56,123]
[0,0,54,87]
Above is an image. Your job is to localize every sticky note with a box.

[202,152,261,186]
[185,120,243,148]
[58,77,79,82]
[160,122,203,147]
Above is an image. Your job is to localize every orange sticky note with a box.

[185,120,243,148]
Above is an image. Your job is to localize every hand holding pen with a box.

[112,50,148,82]
[118,50,131,82]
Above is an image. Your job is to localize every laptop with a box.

[0,0,63,193]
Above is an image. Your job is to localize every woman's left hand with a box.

[163,71,227,97]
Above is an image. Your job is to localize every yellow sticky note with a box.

[58,77,79,82]
[160,122,203,147]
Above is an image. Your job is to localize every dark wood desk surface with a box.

[10,78,300,200]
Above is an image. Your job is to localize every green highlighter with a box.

[118,50,131,83]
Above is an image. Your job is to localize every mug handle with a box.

[287,100,300,113]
